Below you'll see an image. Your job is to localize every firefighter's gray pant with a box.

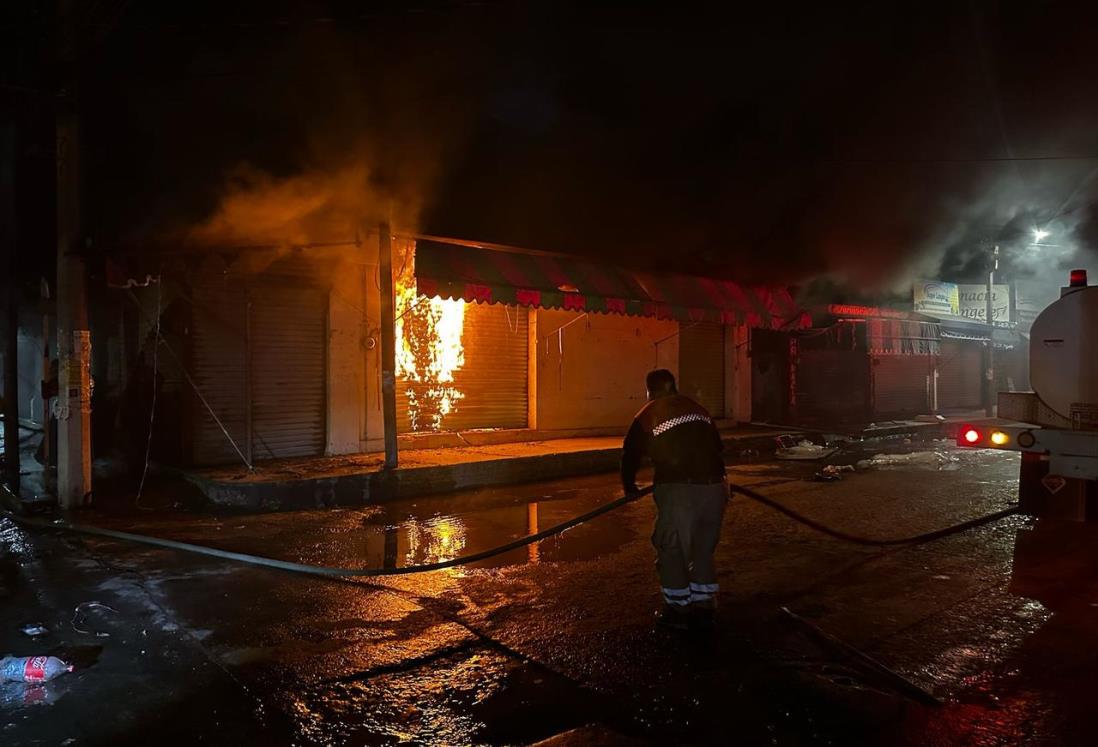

[652,482,727,608]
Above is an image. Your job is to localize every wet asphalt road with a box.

[4,437,1098,745]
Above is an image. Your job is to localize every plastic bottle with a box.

[0,656,73,683]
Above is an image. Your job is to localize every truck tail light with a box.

[961,427,981,445]
[990,430,1009,446]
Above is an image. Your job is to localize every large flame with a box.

[394,244,466,431]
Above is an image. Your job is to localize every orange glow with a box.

[394,244,466,431]
[404,516,468,565]
[990,431,1009,446]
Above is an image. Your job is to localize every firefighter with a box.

[622,369,727,630]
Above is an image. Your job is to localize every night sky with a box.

[9,1,1098,293]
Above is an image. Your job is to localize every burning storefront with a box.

[403,238,809,437]
[102,235,808,469]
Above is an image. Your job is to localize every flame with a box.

[394,244,466,431]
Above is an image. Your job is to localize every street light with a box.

[1033,228,1050,243]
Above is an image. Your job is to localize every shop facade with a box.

[108,237,807,468]
[791,305,940,424]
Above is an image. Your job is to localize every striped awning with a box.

[412,240,809,329]
[866,318,941,356]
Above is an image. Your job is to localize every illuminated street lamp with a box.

[1033,228,1050,243]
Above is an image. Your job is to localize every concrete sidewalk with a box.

[183,428,794,510]
[180,417,970,511]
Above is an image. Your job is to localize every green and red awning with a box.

[413,240,809,329]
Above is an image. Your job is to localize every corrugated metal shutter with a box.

[398,302,528,432]
[937,340,982,410]
[872,356,933,418]
[189,280,248,467]
[750,329,790,423]
[795,350,867,423]
[679,322,725,416]
[248,285,327,460]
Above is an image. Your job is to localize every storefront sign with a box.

[826,304,910,319]
[913,280,959,317]
[956,284,1010,323]
[913,280,1011,323]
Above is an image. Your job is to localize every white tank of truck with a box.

[1029,270,1098,426]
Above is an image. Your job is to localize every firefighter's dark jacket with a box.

[621,393,726,493]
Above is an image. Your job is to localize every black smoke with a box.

[68,1,1098,290]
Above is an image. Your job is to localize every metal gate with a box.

[679,322,725,417]
[750,329,790,423]
[190,280,248,467]
[189,280,327,466]
[795,349,868,423]
[872,356,933,418]
[937,339,982,411]
[398,302,528,432]
[248,285,327,460]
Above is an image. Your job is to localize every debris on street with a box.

[71,601,118,638]
[1,655,73,684]
[859,451,959,470]
[775,437,839,461]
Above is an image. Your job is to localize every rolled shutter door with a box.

[795,349,867,422]
[937,340,982,410]
[398,302,528,432]
[679,322,725,416]
[190,280,248,466]
[248,284,328,460]
[873,356,932,417]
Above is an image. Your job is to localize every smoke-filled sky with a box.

[75,1,1098,293]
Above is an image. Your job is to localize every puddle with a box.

[355,489,636,570]
[86,478,639,572]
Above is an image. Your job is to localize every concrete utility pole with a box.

[2,121,19,491]
[378,223,399,469]
[56,0,92,508]
[984,245,999,417]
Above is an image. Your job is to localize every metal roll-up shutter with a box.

[248,284,328,460]
[398,302,528,432]
[937,340,982,410]
[190,280,248,467]
[795,349,868,423]
[872,355,933,418]
[679,322,725,416]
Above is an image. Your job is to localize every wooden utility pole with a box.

[378,223,399,469]
[56,0,92,508]
[983,245,999,417]
[2,121,19,491]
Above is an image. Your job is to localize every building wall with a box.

[327,259,370,456]
[725,324,751,422]
[533,309,679,432]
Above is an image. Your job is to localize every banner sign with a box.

[957,284,1010,323]
[913,280,1011,323]
[912,280,959,317]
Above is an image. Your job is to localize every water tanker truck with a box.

[957,269,1098,519]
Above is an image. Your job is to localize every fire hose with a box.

[2,482,1019,578]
